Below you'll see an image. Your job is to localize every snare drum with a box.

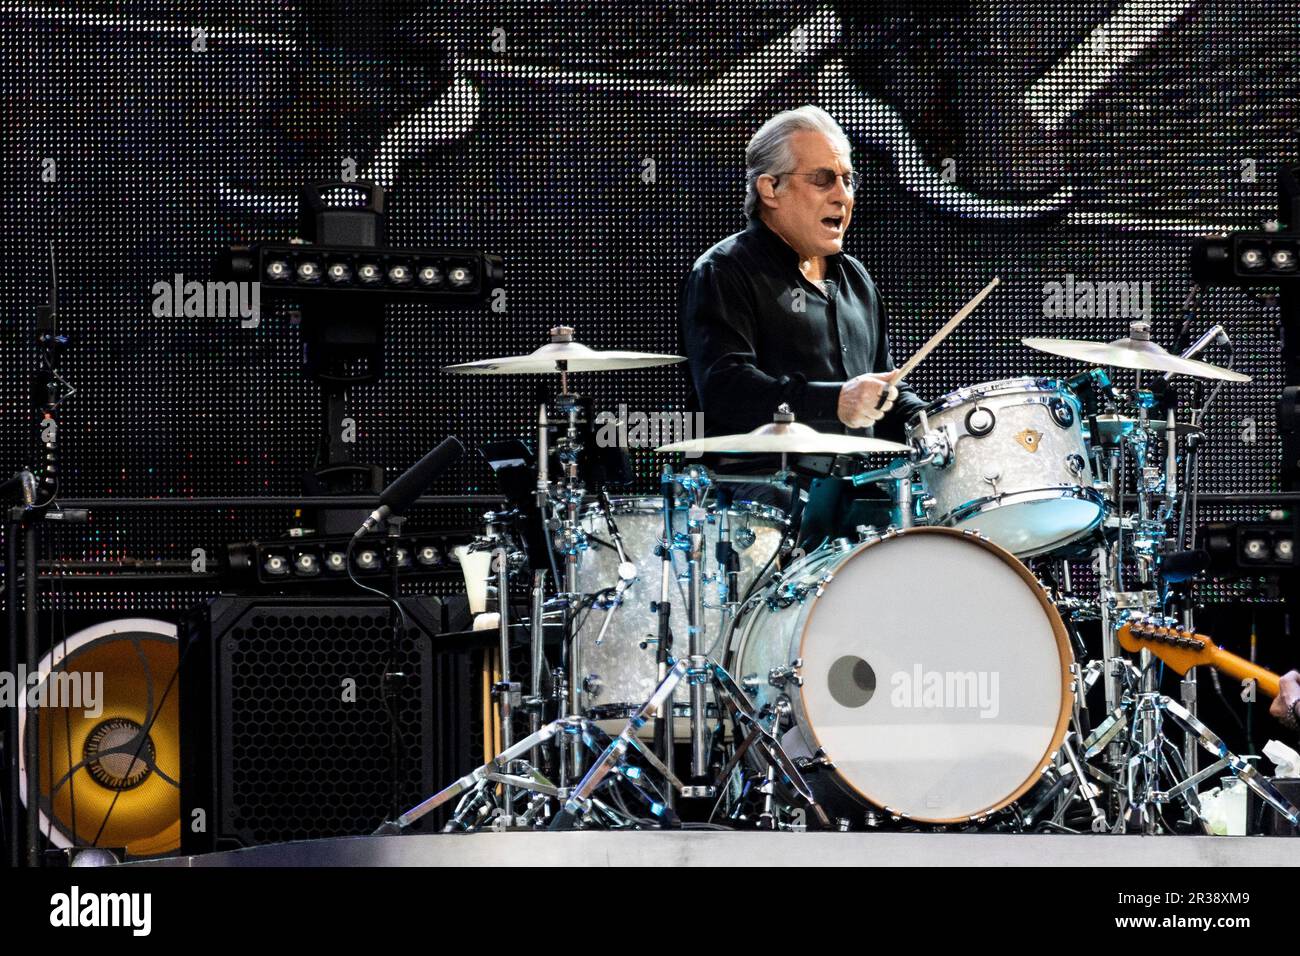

[731,526,1072,823]
[909,378,1104,557]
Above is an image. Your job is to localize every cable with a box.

[345,533,412,817]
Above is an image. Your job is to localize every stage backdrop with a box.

[0,2,1295,604]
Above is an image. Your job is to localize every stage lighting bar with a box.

[227,531,472,589]
[226,243,504,303]
[1201,516,1297,573]
[1192,232,1300,285]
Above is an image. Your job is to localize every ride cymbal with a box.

[1023,322,1249,383]
[443,326,684,375]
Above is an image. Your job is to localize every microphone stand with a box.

[383,514,407,825]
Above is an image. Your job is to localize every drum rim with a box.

[794,525,1074,824]
[911,376,1078,420]
[940,486,1108,557]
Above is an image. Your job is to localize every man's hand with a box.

[838,369,902,429]
[1270,670,1300,731]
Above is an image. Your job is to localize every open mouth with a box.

[821,216,844,232]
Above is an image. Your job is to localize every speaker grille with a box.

[185,595,475,849]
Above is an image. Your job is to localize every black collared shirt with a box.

[680,217,927,454]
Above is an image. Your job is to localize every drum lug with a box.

[794,748,835,773]
[768,659,804,689]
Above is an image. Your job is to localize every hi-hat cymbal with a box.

[657,419,910,456]
[1022,324,1250,383]
[442,326,685,375]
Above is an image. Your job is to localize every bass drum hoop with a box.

[791,526,1074,824]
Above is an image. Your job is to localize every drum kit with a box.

[378,315,1300,836]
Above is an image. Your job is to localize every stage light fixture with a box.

[1242,537,1269,561]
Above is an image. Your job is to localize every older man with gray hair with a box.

[680,105,926,490]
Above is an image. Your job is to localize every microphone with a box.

[355,436,465,537]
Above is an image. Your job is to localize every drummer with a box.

[680,105,926,514]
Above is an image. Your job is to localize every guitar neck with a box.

[1204,646,1280,699]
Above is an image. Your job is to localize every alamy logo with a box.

[49,886,151,936]
[890,665,1000,719]
[1042,273,1151,321]
[1,666,102,718]
[152,273,261,327]
[595,405,707,458]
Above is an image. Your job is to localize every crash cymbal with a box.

[1022,322,1250,383]
[657,414,910,456]
[442,326,685,375]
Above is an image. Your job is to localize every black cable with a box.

[52,532,77,848]
[345,532,411,821]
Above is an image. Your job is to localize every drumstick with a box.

[893,276,1001,381]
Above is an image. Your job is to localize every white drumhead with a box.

[797,530,1070,822]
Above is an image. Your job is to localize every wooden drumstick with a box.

[894,276,1001,381]
[871,277,1000,412]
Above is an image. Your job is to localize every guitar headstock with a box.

[1117,618,1215,675]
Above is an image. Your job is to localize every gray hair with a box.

[744,105,852,219]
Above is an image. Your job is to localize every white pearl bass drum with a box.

[731,526,1072,824]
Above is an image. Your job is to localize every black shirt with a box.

[680,217,927,463]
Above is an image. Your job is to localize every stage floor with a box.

[130,831,1298,867]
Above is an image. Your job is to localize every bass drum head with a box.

[797,528,1071,823]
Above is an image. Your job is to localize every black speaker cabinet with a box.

[180,593,477,852]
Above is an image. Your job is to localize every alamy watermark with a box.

[890,664,1000,719]
[152,273,261,327]
[50,886,151,936]
[595,405,707,458]
[1,666,103,718]
[1042,273,1151,321]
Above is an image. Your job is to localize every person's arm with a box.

[681,260,842,433]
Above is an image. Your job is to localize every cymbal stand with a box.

[547,369,590,781]
[381,711,680,832]
[550,465,830,830]
[1081,652,1300,832]
[651,465,677,794]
